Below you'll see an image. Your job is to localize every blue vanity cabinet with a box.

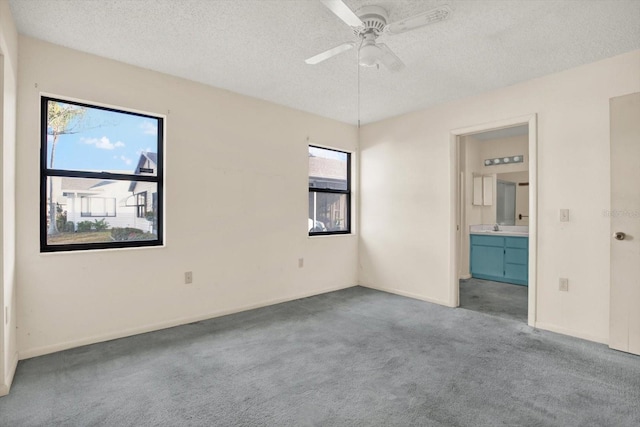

[469,235,505,280]
[470,234,528,286]
[504,237,528,285]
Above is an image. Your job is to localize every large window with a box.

[41,96,164,252]
[308,146,351,235]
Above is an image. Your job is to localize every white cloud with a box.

[140,121,157,136]
[81,136,124,150]
[120,155,132,165]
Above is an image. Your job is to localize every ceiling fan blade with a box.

[305,42,355,65]
[385,4,452,35]
[320,0,364,27]
[377,44,405,72]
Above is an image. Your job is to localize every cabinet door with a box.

[470,245,505,278]
[504,263,528,285]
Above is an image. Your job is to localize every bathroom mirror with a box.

[496,172,529,225]
[496,180,516,225]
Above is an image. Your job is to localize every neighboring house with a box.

[128,152,159,234]
[308,154,348,231]
[54,152,158,233]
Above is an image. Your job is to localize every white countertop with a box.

[469,224,529,237]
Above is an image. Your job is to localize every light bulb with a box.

[359,42,380,67]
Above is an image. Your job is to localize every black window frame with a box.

[308,145,351,236]
[40,96,164,252]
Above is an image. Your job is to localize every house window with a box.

[81,197,116,217]
[41,96,164,252]
[308,145,351,235]
[136,192,147,218]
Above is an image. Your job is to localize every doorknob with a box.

[614,232,626,241]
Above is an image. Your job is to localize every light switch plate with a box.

[560,209,570,222]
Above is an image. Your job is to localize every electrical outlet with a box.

[560,209,570,222]
[298,258,304,268]
[559,278,569,292]
[185,271,193,284]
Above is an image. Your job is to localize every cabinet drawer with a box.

[505,248,528,265]
[506,236,528,248]
[470,235,505,247]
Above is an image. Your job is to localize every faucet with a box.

[493,223,500,231]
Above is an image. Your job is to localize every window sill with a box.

[308,233,356,239]
[39,243,166,256]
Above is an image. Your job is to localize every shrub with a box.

[64,221,75,232]
[77,221,93,232]
[93,218,109,231]
[111,227,153,241]
[56,206,67,231]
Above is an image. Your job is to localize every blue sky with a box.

[47,101,159,174]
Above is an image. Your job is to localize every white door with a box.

[610,92,640,355]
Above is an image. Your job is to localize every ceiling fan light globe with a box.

[359,43,381,67]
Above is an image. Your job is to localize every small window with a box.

[136,192,147,218]
[308,146,351,235]
[41,97,163,251]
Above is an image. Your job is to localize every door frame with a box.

[449,114,538,327]
[0,53,5,395]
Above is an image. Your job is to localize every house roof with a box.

[129,152,158,192]
[133,151,158,174]
[60,177,105,192]
[309,156,347,180]
[145,152,158,165]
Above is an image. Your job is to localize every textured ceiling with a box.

[9,0,640,125]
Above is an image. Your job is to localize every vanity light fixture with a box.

[484,155,524,166]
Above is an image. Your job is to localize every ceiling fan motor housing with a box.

[353,5,388,36]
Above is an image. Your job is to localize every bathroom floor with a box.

[459,277,528,323]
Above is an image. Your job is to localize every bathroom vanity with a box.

[469,225,528,286]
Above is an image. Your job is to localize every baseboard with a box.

[359,283,452,307]
[459,274,471,280]
[0,351,19,396]
[19,284,357,360]
[534,322,608,345]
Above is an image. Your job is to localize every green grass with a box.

[48,231,112,245]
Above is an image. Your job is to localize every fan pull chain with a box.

[357,38,364,128]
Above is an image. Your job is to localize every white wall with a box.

[0,0,18,396]
[360,50,640,343]
[16,36,358,359]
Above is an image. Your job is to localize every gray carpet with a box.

[459,278,528,323]
[1,286,639,426]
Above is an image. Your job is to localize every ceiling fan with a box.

[306,0,452,72]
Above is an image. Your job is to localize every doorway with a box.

[449,115,538,327]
